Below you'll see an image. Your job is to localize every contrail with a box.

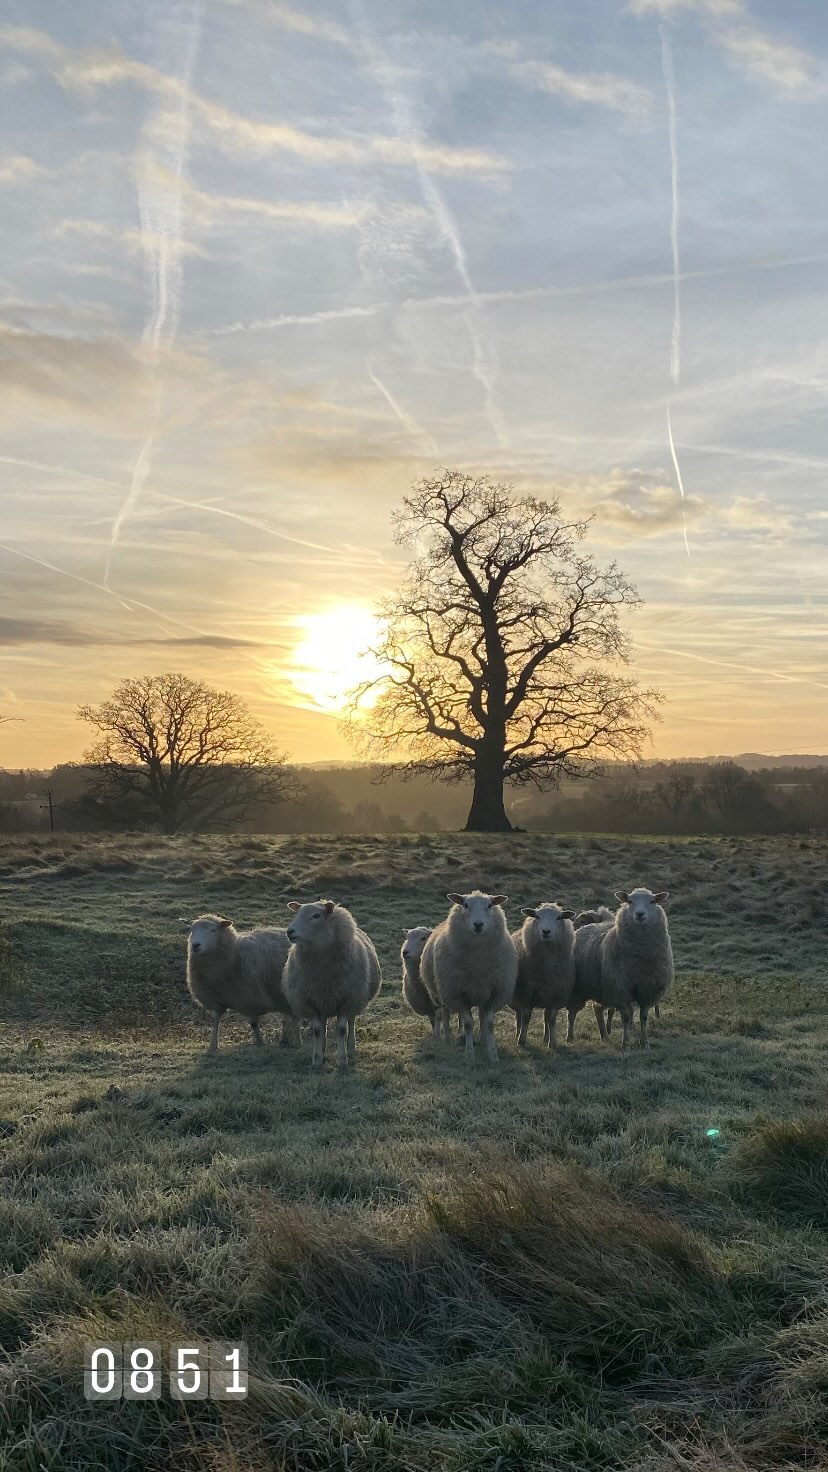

[346,0,508,449]
[104,0,202,588]
[0,455,119,488]
[367,366,439,455]
[660,21,691,559]
[203,303,383,336]
[198,250,828,339]
[0,540,214,639]
[666,404,691,558]
[662,24,681,388]
[637,639,828,694]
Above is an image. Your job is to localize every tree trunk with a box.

[464,751,513,832]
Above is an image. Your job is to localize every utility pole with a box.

[41,789,54,832]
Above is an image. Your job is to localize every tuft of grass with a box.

[726,1115,828,1228]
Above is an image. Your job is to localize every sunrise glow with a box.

[285,606,388,714]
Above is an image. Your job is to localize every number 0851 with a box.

[83,1342,248,1401]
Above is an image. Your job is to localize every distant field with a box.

[1,831,827,1471]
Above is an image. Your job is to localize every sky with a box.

[1,0,827,769]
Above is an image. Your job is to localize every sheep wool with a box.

[567,888,673,1049]
[511,903,576,1048]
[182,914,298,1054]
[421,891,517,1064]
[400,926,438,1035]
[283,900,381,1069]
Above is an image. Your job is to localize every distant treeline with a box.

[2,759,828,836]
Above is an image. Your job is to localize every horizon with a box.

[2,0,827,768]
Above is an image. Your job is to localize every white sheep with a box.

[180,914,300,1054]
[572,906,661,1037]
[400,926,438,1035]
[511,903,576,1048]
[567,888,673,1050]
[283,900,381,1068]
[420,891,517,1064]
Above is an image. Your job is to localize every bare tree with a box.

[78,673,291,834]
[344,470,661,832]
[653,771,698,822]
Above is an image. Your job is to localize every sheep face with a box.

[401,926,431,962]
[615,887,669,925]
[521,902,574,942]
[286,899,336,945]
[187,915,233,955]
[447,891,508,936]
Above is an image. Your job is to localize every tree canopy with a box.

[345,469,660,831]
[78,672,290,834]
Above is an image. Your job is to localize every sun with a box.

[285,605,388,714]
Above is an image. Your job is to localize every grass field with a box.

[1,830,827,1471]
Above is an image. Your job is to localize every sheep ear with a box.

[615,891,630,904]
[178,917,191,931]
[447,893,465,906]
[219,918,233,929]
[490,895,507,907]
[287,901,301,912]
[323,901,335,915]
[561,909,576,920]
[520,908,537,918]
[654,891,670,904]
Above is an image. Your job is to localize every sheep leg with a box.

[250,1018,264,1046]
[566,1006,578,1044]
[347,1016,356,1062]
[336,1015,350,1069]
[517,1009,530,1048]
[606,1007,615,1034]
[430,1011,440,1041]
[481,1007,499,1064]
[639,1006,650,1048]
[208,1009,224,1054]
[310,1015,326,1068]
[654,1004,661,1020]
[280,1015,301,1049]
[620,1003,634,1052]
[593,1003,609,1042]
[545,1007,558,1049]
[442,1007,454,1042]
[460,1007,475,1063]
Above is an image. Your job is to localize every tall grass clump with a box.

[726,1116,828,1229]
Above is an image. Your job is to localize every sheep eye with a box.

[487,901,493,909]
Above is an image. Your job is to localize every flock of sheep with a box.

[180,885,674,1067]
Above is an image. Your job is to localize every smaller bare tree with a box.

[78,673,290,834]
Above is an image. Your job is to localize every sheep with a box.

[567,888,673,1050]
[511,903,576,1049]
[400,926,439,1036]
[420,891,517,1064]
[572,905,660,1036]
[180,914,300,1054]
[283,900,381,1068]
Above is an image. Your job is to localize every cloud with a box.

[582,473,706,535]
[216,0,352,47]
[628,0,820,98]
[0,25,506,176]
[628,0,742,15]
[503,54,653,118]
[159,164,367,230]
[0,326,214,429]
[715,24,819,95]
[0,326,148,425]
[0,153,48,185]
[0,615,260,648]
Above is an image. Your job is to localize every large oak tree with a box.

[78,672,290,834]
[345,470,660,832]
